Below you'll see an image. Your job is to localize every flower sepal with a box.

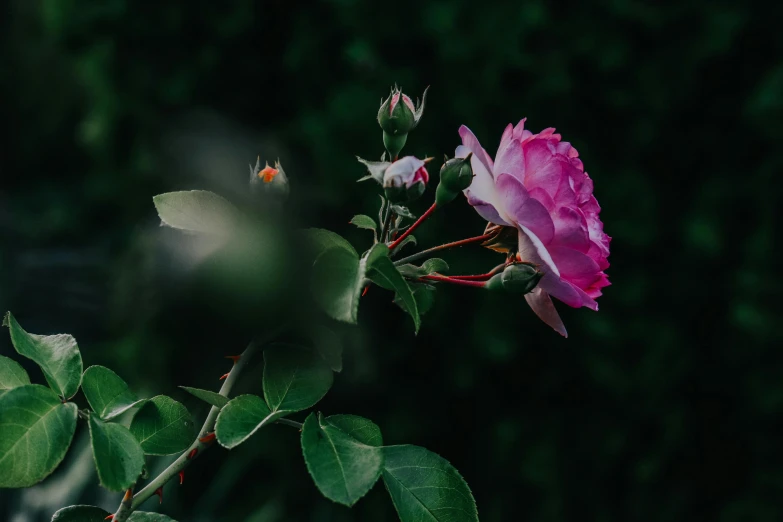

[485,263,543,295]
[435,153,473,206]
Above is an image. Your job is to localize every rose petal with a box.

[495,124,525,183]
[524,287,568,337]
[551,206,590,253]
[465,192,512,226]
[458,125,494,173]
[496,174,554,244]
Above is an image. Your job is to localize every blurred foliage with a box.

[1,0,782,521]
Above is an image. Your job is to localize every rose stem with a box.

[113,328,282,520]
[393,233,495,266]
[448,263,506,281]
[388,202,437,251]
[419,274,487,288]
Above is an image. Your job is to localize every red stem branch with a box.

[393,233,495,266]
[420,274,487,288]
[388,202,438,251]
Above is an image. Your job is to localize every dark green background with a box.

[2,0,781,521]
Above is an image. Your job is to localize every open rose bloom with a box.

[457,119,610,337]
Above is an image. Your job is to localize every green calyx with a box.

[382,131,408,161]
[385,180,425,204]
[435,153,474,206]
[485,263,543,294]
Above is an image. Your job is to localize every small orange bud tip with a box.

[179,470,185,485]
[155,487,163,504]
[188,448,199,460]
[258,163,279,183]
[199,432,216,444]
[219,373,229,380]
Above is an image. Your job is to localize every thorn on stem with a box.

[362,286,369,297]
[123,488,133,502]
[188,448,199,460]
[225,355,241,364]
[179,470,185,485]
[198,432,216,444]
[219,372,230,380]
[105,516,114,520]
[155,487,163,504]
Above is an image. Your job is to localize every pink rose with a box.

[457,119,610,337]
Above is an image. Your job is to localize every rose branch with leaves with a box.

[0,84,610,521]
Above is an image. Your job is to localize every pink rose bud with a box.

[377,85,429,159]
[382,156,430,203]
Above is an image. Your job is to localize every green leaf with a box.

[395,283,437,316]
[82,366,144,420]
[364,245,420,333]
[350,214,378,232]
[179,386,229,409]
[311,246,365,324]
[3,312,83,399]
[301,228,358,257]
[394,235,417,252]
[128,514,178,522]
[0,355,30,397]
[391,205,416,219]
[0,384,77,487]
[129,395,196,455]
[396,258,450,278]
[214,394,285,449]
[264,345,333,412]
[301,413,384,506]
[152,190,239,235]
[52,505,111,521]
[382,445,478,522]
[310,324,343,373]
[89,415,145,491]
[50,507,177,522]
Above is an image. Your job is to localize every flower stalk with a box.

[420,274,487,288]
[393,232,495,266]
[388,202,437,252]
[112,339,264,520]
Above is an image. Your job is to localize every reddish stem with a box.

[388,203,438,251]
[448,263,506,281]
[448,273,495,281]
[393,232,495,266]
[421,274,487,288]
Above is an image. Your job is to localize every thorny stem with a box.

[112,487,134,521]
[419,274,487,288]
[393,233,495,267]
[388,202,437,252]
[112,339,267,520]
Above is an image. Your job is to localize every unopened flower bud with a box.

[377,85,429,159]
[485,263,543,294]
[249,157,289,202]
[435,153,474,206]
[382,156,430,203]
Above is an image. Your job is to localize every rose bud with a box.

[377,85,429,159]
[485,263,543,295]
[382,156,430,203]
[435,152,474,206]
[249,157,289,202]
